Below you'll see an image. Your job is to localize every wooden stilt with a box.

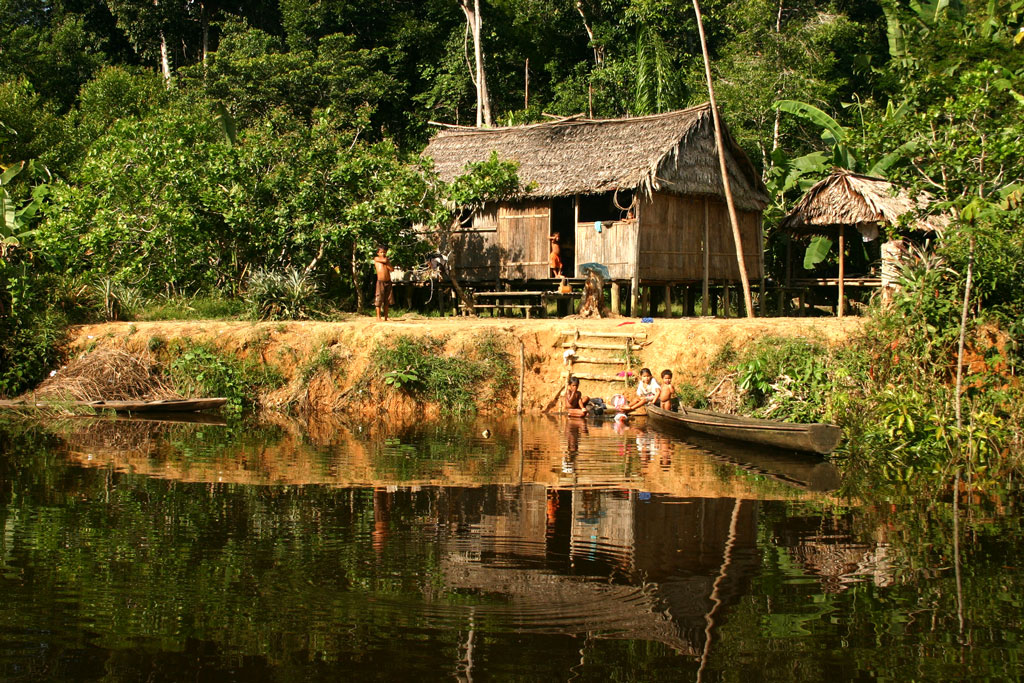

[702,199,710,316]
[838,225,846,318]
[723,285,731,318]
[611,281,621,315]
[664,284,673,318]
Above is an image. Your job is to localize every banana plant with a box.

[770,99,923,270]
[1,161,49,262]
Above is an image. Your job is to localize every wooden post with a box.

[702,199,710,316]
[518,341,525,414]
[723,285,731,318]
[682,285,691,317]
[611,281,621,315]
[664,284,673,318]
[693,0,754,318]
[785,234,793,288]
[625,336,632,380]
[631,200,642,317]
[837,225,846,318]
[757,216,766,317]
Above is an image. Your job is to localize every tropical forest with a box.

[1,0,1024,679]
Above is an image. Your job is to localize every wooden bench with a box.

[458,289,581,318]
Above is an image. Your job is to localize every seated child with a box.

[625,368,660,412]
[564,376,590,417]
[654,369,678,411]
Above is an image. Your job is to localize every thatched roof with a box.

[780,169,948,238]
[423,104,769,212]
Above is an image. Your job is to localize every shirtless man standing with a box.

[374,246,395,321]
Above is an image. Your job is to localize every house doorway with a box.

[551,197,576,277]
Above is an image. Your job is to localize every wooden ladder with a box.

[560,328,646,384]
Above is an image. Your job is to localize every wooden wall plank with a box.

[575,216,637,280]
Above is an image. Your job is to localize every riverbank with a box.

[58,316,862,417]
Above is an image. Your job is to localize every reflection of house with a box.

[438,486,759,656]
[780,169,947,316]
[423,105,768,309]
[774,514,894,591]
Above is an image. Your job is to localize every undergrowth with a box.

[367,332,515,414]
[163,342,284,414]
[299,344,345,384]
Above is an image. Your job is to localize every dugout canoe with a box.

[647,404,841,455]
[0,398,228,413]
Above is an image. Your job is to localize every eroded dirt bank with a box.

[66,315,862,416]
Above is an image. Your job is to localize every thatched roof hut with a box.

[425,104,768,211]
[780,169,947,238]
[422,104,768,296]
[779,169,948,317]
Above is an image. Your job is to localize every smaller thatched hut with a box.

[780,169,947,315]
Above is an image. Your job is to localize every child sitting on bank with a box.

[624,368,659,412]
[564,376,590,417]
[654,369,678,411]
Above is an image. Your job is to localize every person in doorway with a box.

[625,367,660,412]
[564,376,590,417]
[654,369,678,411]
[548,232,563,277]
[373,246,395,321]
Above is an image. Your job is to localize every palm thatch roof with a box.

[780,169,948,238]
[423,104,769,212]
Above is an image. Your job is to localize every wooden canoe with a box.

[646,404,841,455]
[0,398,228,413]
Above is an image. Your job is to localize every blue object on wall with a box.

[594,221,602,233]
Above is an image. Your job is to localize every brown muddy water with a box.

[0,415,1021,681]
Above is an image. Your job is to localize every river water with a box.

[0,415,1021,681]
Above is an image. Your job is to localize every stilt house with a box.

[423,104,769,294]
[780,169,947,315]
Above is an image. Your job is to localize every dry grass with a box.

[28,348,181,402]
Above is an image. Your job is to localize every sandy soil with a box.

[66,314,863,416]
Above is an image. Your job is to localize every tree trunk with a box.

[444,262,476,315]
[201,2,209,68]
[954,236,975,430]
[460,0,492,127]
[352,242,365,312]
[578,270,607,318]
[693,0,754,318]
[159,31,171,82]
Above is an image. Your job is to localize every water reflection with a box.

[1,416,1020,680]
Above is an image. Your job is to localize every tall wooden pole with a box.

[692,0,754,318]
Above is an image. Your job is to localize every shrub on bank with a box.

[367,333,515,414]
[164,342,284,414]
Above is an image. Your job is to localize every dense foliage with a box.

[2,0,1023,484]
